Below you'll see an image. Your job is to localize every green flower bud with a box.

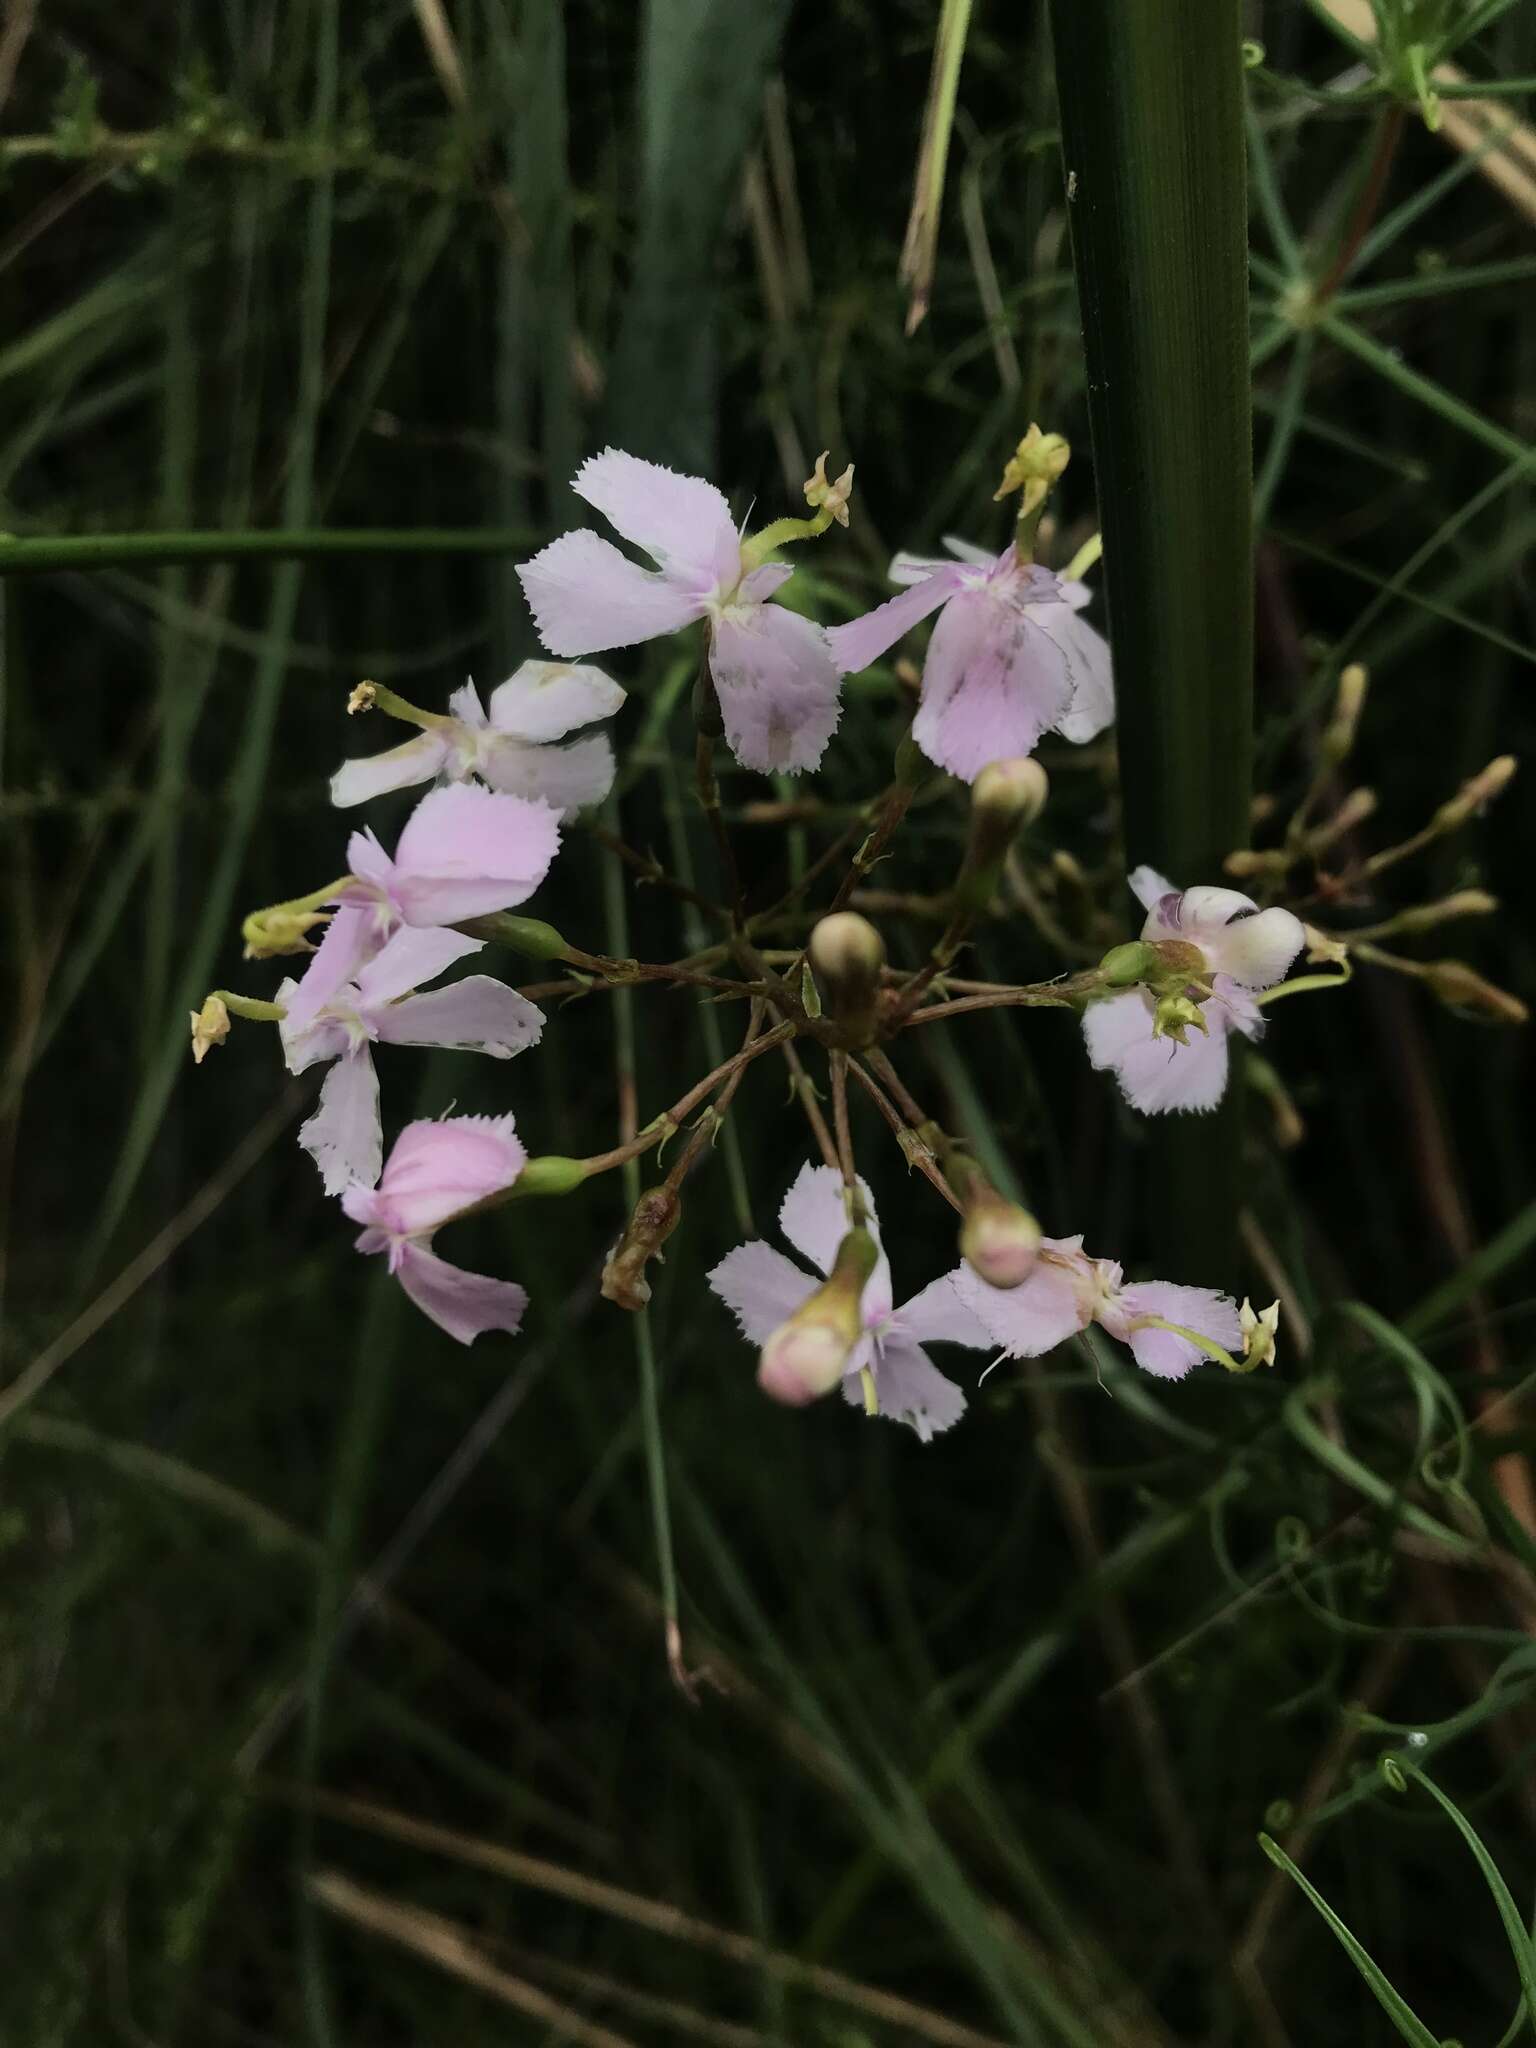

[808,912,886,1043]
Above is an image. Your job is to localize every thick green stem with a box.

[1048,0,1254,1282]
[0,527,535,577]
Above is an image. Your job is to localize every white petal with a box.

[518,528,706,658]
[842,1337,967,1440]
[572,447,740,591]
[486,659,626,742]
[373,978,545,1057]
[298,1048,383,1196]
[330,731,451,809]
[707,1241,820,1343]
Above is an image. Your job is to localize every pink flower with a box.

[957,1236,1242,1381]
[827,539,1113,781]
[341,1114,529,1344]
[278,913,543,1194]
[1083,866,1306,1115]
[517,448,842,775]
[340,782,561,936]
[331,660,625,814]
[707,1163,991,1439]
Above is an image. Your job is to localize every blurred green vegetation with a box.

[3,3,1536,2044]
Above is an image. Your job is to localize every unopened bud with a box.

[808,912,886,1042]
[1424,960,1529,1025]
[1223,848,1291,882]
[993,424,1071,509]
[803,450,854,527]
[757,1225,877,1406]
[242,907,330,959]
[1322,663,1368,763]
[602,1185,682,1312]
[971,758,1048,849]
[1305,924,1350,966]
[1433,755,1517,832]
[941,1148,1041,1290]
[1392,889,1497,935]
[1309,787,1377,851]
[189,995,231,1064]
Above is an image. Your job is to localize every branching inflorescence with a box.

[191,437,1523,1440]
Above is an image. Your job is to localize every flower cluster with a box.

[192,430,1516,1440]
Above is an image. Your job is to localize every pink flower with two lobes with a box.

[340,781,561,939]
[278,911,543,1195]
[1084,866,1307,1115]
[956,1234,1242,1381]
[343,1114,530,1344]
[707,1163,992,1439]
[827,538,1114,781]
[330,660,625,814]
[517,449,842,775]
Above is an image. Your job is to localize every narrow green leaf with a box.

[1256,1834,1443,2046]
[1400,1764,1536,2024]
[1047,0,1253,1278]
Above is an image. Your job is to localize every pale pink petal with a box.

[1110,1280,1243,1381]
[895,1272,995,1350]
[330,731,451,809]
[889,550,960,586]
[366,1112,526,1237]
[276,987,349,1076]
[299,1047,382,1196]
[517,529,705,658]
[1031,606,1114,743]
[1128,865,1176,913]
[825,564,967,675]
[373,978,544,1057]
[841,1338,967,1440]
[353,925,483,1008]
[282,904,384,1036]
[912,591,1074,782]
[1214,977,1266,1043]
[709,604,842,774]
[447,682,488,728]
[779,1163,874,1274]
[344,826,395,894]
[390,784,560,926]
[942,536,996,566]
[1202,906,1306,988]
[738,562,793,602]
[486,659,626,742]
[1058,578,1095,612]
[572,447,740,590]
[953,1258,1085,1357]
[707,1241,820,1342]
[477,732,615,812]
[1083,991,1234,1115]
[393,1242,528,1345]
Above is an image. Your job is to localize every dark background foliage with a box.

[3,2,1535,2043]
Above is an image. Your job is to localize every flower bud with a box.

[189,995,231,1064]
[1432,754,1517,831]
[1423,960,1529,1026]
[1321,663,1368,763]
[602,1185,682,1312]
[1308,786,1377,852]
[808,912,886,1043]
[942,1149,1041,1290]
[1391,889,1496,935]
[347,679,378,715]
[971,758,1048,850]
[756,1224,878,1407]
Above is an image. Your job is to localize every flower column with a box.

[1047,0,1255,1279]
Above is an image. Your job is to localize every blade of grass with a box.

[1256,1834,1442,2046]
[1047,0,1254,1279]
